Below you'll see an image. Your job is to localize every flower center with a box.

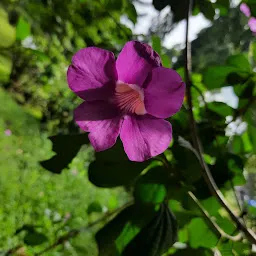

[115,81,146,115]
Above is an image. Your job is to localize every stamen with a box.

[115,81,146,115]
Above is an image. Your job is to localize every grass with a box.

[0,88,128,255]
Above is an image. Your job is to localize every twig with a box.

[34,201,133,255]
[184,0,256,245]
[191,84,208,107]
[188,191,242,242]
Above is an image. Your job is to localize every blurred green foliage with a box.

[1,0,256,255]
[0,88,128,255]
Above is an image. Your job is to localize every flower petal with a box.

[240,3,251,17]
[120,115,172,162]
[67,47,117,101]
[144,67,185,119]
[249,17,256,33]
[116,41,162,87]
[74,101,122,151]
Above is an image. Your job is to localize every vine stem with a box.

[184,0,256,244]
[188,191,242,242]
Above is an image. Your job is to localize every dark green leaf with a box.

[245,102,256,127]
[198,0,215,20]
[123,203,178,256]
[250,41,256,63]
[15,224,36,234]
[231,135,245,155]
[125,1,137,24]
[172,137,202,184]
[24,231,48,246]
[40,134,89,174]
[152,0,169,11]
[172,248,212,256]
[226,72,249,86]
[88,140,149,187]
[101,0,124,10]
[203,66,237,89]
[95,204,156,256]
[87,201,103,215]
[207,102,234,117]
[226,54,251,73]
[248,124,256,154]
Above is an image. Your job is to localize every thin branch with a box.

[184,0,256,245]
[34,201,133,256]
[191,84,208,107]
[188,191,242,242]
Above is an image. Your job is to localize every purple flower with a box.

[67,41,185,162]
[240,3,251,17]
[4,129,12,136]
[249,17,256,33]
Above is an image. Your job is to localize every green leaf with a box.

[87,201,104,215]
[219,242,236,256]
[203,66,237,89]
[245,102,256,127]
[40,134,89,174]
[207,102,234,117]
[88,140,149,187]
[0,8,16,48]
[16,17,31,41]
[152,0,169,11]
[172,137,202,184]
[226,54,251,73]
[172,248,213,256]
[198,0,215,20]
[201,197,221,217]
[231,135,245,155]
[134,167,168,205]
[125,1,137,24]
[152,35,162,55]
[0,54,12,82]
[248,124,256,154]
[101,0,124,10]
[249,41,256,64]
[188,218,219,249]
[161,54,171,68]
[123,203,178,256]
[24,231,48,246]
[169,200,200,228]
[95,204,156,256]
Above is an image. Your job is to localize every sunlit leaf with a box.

[16,17,31,40]
[0,8,16,48]
[134,167,168,205]
[188,218,219,249]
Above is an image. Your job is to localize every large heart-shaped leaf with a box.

[40,134,89,173]
[88,140,150,187]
